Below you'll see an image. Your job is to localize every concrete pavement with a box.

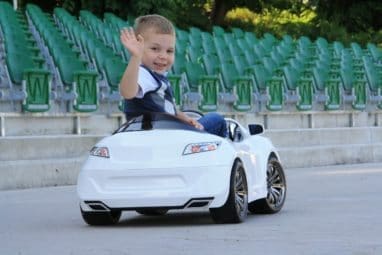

[0,163,381,255]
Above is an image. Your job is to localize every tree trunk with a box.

[210,0,230,26]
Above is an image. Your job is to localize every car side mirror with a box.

[248,124,264,135]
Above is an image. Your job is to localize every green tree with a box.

[14,0,382,45]
[315,0,382,32]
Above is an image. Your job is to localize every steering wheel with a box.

[182,109,204,120]
[226,120,240,141]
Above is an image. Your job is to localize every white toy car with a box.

[77,111,286,225]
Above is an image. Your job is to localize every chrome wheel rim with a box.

[234,167,248,216]
[266,160,286,209]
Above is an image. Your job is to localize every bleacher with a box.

[1,2,382,116]
[1,2,382,190]
[0,3,126,114]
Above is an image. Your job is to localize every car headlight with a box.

[183,141,221,155]
[90,146,110,158]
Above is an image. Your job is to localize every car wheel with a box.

[135,209,168,216]
[248,157,287,214]
[210,160,248,224]
[80,208,121,226]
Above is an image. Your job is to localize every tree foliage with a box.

[13,0,382,46]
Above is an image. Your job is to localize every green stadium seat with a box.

[213,36,228,52]
[220,62,254,111]
[50,44,82,65]
[189,26,202,37]
[5,52,52,112]
[333,41,344,57]
[5,44,45,68]
[201,54,221,75]
[232,54,248,75]
[276,42,295,60]
[350,42,366,59]
[187,46,204,63]
[57,56,99,112]
[212,26,225,37]
[315,37,330,50]
[175,28,189,42]
[201,39,217,56]
[262,57,283,77]
[103,12,129,32]
[281,34,294,45]
[243,50,262,66]
[231,27,245,39]
[244,31,258,46]
[198,79,219,112]
[313,66,341,110]
[72,70,99,112]
[367,43,382,63]
[244,62,285,111]
[216,45,233,63]
[184,62,220,112]
[253,44,270,59]
[103,57,125,101]
[236,38,251,52]
[362,56,382,109]
[167,74,184,107]
[265,80,284,111]
[94,46,115,79]
[223,32,235,45]
[340,68,366,110]
[176,39,188,56]
[283,65,313,111]
[111,33,130,62]
[172,52,187,74]
[101,26,115,49]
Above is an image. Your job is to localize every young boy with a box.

[119,14,226,137]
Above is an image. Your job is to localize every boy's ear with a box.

[137,34,144,42]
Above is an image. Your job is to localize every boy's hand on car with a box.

[120,27,144,58]
[188,118,204,130]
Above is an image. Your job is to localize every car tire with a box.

[209,160,248,224]
[80,208,121,226]
[135,209,168,216]
[248,157,287,214]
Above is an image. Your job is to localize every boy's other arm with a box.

[119,28,144,99]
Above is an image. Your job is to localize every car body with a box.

[77,112,287,225]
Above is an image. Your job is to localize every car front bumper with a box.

[77,162,232,211]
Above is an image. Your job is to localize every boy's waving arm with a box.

[119,27,144,99]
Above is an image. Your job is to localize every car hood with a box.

[94,129,230,166]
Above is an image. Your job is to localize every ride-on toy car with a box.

[77,111,286,225]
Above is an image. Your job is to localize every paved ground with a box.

[1,163,382,255]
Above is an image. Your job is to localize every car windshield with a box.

[114,112,204,134]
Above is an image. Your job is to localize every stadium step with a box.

[1,117,382,189]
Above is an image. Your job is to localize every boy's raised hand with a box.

[120,27,144,58]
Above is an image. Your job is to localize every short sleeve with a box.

[136,66,159,98]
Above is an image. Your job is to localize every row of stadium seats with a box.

[171,25,382,112]
[0,2,51,112]
[1,2,381,114]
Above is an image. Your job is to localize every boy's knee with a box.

[200,112,227,138]
[203,112,225,123]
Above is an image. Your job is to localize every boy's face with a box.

[141,28,175,74]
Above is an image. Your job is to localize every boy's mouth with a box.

[154,62,167,69]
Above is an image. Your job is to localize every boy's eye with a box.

[167,49,174,54]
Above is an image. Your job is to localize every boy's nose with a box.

[158,52,166,59]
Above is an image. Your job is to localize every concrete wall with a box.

[1,111,382,190]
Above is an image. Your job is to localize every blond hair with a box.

[134,14,175,36]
